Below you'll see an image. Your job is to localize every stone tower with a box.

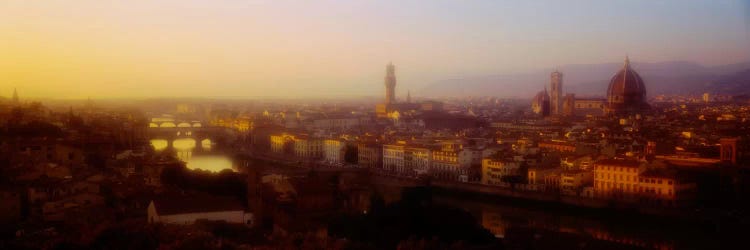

[12,88,19,103]
[550,71,563,115]
[720,138,739,165]
[385,62,396,104]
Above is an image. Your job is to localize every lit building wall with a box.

[481,158,520,186]
[593,159,645,199]
[293,137,323,160]
[323,139,346,164]
[358,143,382,169]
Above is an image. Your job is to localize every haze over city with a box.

[4,1,750,250]
[3,0,750,99]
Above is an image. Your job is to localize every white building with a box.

[383,144,406,173]
[406,146,431,175]
[323,139,346,165]
[293,136,323,160]
[147,195,252,226]
[383,143,432,176]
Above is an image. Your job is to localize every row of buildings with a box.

[265,127,702,207]
[252,61,750,209]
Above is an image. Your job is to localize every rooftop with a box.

[594,159,641,168]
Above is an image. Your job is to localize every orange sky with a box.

[2,1,749,99]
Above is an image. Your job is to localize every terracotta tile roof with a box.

[594,159,641,167]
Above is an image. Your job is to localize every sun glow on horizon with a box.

[2,0,749,99]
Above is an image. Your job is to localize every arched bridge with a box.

[149,120,203,128]
[147,118,236,143]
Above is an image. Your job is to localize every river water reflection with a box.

[432,195,715,250]
[150,138,234,172]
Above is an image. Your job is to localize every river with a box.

[149,138,234,172]
[431,193,717,250]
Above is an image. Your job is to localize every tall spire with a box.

[624,55,630,68]
[12,88,19,103]
[406,90,411,103]
[622,55,630,92]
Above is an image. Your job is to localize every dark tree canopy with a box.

[328,187,501,249]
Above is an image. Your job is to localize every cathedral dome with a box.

[607,56,647,114]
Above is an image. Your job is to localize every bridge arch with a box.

[177,122,192,128]
[160,122,176,128]
[149,123,159,128]
[192,122,202,127]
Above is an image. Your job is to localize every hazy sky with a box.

[2,0,749,99]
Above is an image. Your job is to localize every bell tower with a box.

[550,71,563,115]
[720,138,739,165]
[385,62,396,104]
[12,88,19,104]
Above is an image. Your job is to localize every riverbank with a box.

[240,153,746,229]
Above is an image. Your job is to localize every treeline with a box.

[0,121,64,139]
[160,165,247,203]
[328,187,501,249]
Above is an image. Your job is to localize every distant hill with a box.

[705,69,750,95]
[421,61,750,98]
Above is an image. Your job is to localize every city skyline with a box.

[2,0,750,99]
[4,2,750,247]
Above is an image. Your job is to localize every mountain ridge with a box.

[420,60,750,98]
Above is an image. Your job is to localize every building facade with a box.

[323,139,346,164]
[358,143,382,169]
[550,70,563,115]
[481,158,521,186]
[638,169,696,207]
[293,136,323,161]
[560,170,594,194]
[593,159,645,199]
